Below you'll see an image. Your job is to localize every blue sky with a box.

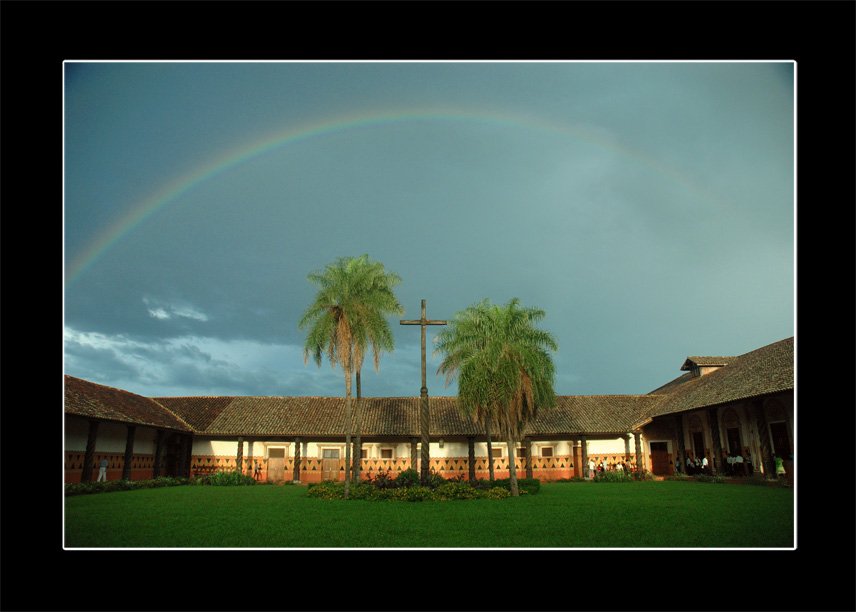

[63,61,795,399]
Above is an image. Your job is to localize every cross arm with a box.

[400,319,448,326]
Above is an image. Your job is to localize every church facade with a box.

[64,336,794,485]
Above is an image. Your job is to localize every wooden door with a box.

[769,422,791,457]
[322,448,340,481]
[268,448,285,483]
[726,427,742,454]
[692,431,705,460]
[649,442,670,475]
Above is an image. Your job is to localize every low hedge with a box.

[307,480,512,501]
[592,470,654,483]
[65,476,190,496]
[470,477,541,495]
[64,471,258,496]
[306,472,541,502]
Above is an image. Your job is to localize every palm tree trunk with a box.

[344,366,352,499]
[507,434,519,497]
[353,370,362,483]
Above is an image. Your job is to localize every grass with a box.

[63,480,794,548]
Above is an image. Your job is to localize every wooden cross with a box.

[400,299,447,481]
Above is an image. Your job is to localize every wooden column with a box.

[153,430,165,478]
[672,415,686,473]
[580,435,589,478]
[634,431,645,473]
[524,436,533,479]
[410,437,419,473]
[485,421,495,482]
[236,437,244,474]
[708,407,723,474]
[182,434,193,478]
[467,436,476,481]
[293,437,301,482]
[81,420,99,482]
[122,425,136,480]
[749,399,775,476]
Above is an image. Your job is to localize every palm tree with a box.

[299,255,404,498]
[434,298,557,497]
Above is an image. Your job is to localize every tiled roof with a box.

[639,336,794,424]
[66,337,793,439]
[153,396,469,437]
[152,394,655,438]
[680,356,735,370]
[64,375,193,432]
[531,396,663,435]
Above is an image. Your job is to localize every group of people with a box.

[676,450,757,477]
[724,451,753,477]
[677,454,711,476]
[587,458,634,476]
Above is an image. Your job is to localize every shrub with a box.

[484,486,511,499]
[434,482,483,500]
[403,486,434,502]
[207,470,257,486]
[491,478,540,494]
[740,475,786,487]
[665,472,689,481]
[631,470,654,481]
[422,470,447,490]
[394,469,422,489]
[593,471,634,483]
[307,482,345,500]
[64,476,190,497]
[364,469,398,490]
[347,483,379,501]
[468,477,539,494]
[305,479,514,502]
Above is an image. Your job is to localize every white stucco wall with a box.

[65,415,158,454]
[192,436,637,459]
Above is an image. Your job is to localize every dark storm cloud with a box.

[64,61,794,398]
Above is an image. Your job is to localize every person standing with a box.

[97,458,108,482]
[734,452,744,476]
[774,454,786,481]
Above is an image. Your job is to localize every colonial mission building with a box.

[64,336,794,484]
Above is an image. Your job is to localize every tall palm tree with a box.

[299,255,404,498]
[434,298,557,497]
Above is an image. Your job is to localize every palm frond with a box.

[435,297,557,444]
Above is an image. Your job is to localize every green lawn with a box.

[63,481,794,548]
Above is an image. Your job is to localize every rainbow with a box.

[65,108,712,287]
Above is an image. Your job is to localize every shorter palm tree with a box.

[435,298,557,496]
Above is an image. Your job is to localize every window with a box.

[380,448,393,459]
[322,449,339,459]
[541,446,554,458]
[491,448,503,458]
